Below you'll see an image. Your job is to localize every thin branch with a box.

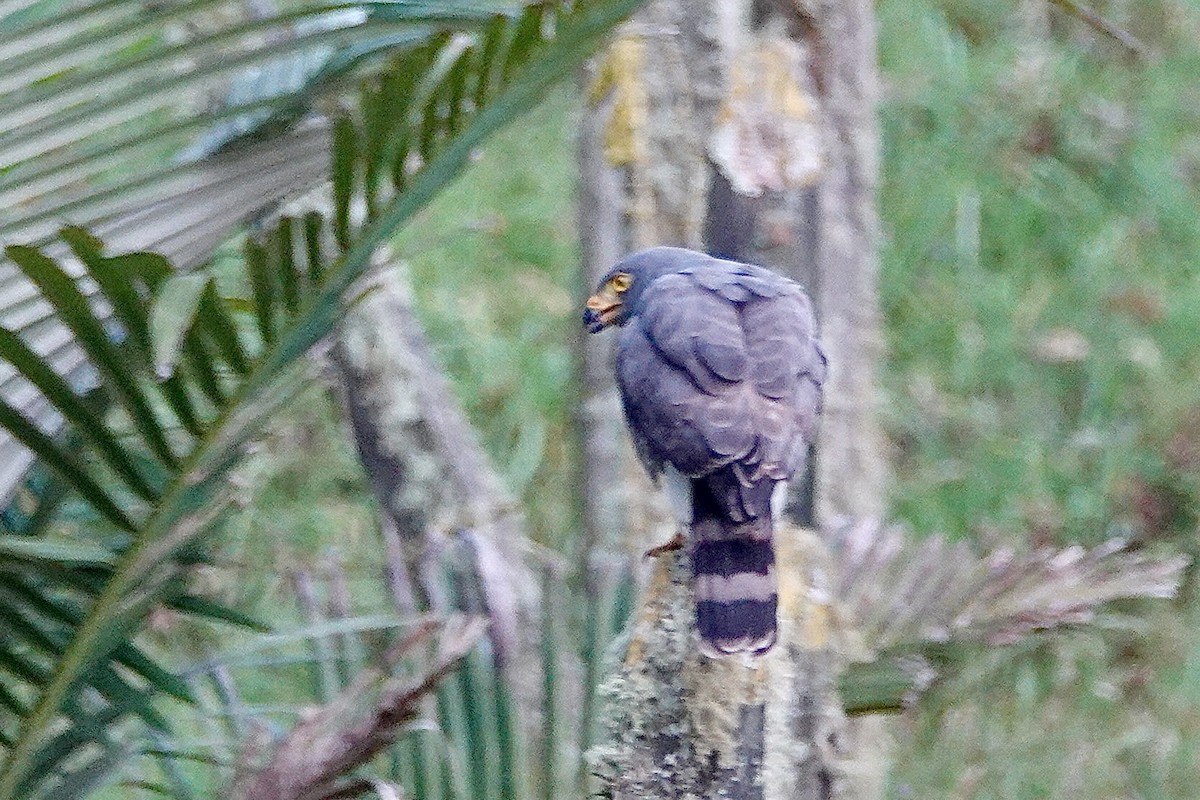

[1047,0,1149,58]
[231,616,485,800]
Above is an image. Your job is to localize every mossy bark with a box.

[592,524,847,799]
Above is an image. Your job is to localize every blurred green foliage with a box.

[880,0,1200,553]
[877,1,1200,795]
[198,0,1200,796]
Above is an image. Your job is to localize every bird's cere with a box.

[584,274,630,332]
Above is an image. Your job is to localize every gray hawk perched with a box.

[583,247,826,657]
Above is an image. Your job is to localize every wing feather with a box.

[616,255,824,506]
[639,274,746,391]
[617,324,718,477]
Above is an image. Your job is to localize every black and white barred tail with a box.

[689,477,778,657]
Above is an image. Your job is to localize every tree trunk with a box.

[583,0,887,796]
[795,4,892,792]
[574,59,637,766]
[801,0,889,529]
[330,258,542,738]
[592,525,846,800]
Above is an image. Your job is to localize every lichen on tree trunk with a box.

[591,524,847,800]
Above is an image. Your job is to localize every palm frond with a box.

[0,0,494,507]
[831,519,1188,713]
[0,1,642,796]
[0,1,641,507]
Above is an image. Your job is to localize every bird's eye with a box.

[610,272,633,292]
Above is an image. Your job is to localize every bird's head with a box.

[583,268,634,333]
[583,247,701,333]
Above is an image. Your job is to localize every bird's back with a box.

[608,249,825,656]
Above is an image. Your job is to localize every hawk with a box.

[583,247,825,657]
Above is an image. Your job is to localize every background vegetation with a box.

[877,2,1200,794]
[3,0,1197,795]
[0,2,639,796]
[195,0,1200,795]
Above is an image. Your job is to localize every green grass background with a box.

[192,0,1200,796]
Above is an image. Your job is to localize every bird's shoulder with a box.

[638,257,804,309]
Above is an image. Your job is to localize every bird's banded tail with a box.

[690,479,777,657]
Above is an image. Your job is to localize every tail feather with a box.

[693,538,777,656]
[690,474,778,657]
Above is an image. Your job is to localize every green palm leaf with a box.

[0,0,641,796]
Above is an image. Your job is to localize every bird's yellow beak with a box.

[584,286,622,333]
